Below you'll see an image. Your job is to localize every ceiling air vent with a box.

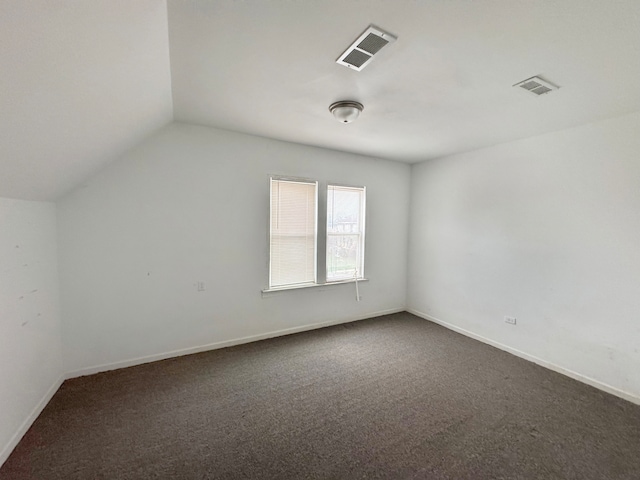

[514,76,559,96]
[336,25,397,71]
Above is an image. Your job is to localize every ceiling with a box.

[3,1,640,201]
[0,0,172,200]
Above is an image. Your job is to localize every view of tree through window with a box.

[326,185,365,281]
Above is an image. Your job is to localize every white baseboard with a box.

[407,308,640,406]
[66,307,405,379]
[0,374,65,468]
[1,308,403,467]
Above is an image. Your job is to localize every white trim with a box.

[268,174,317,184]
[0,374,64,467]
[326,184,366,282]
[3,308,402,465]
[66,307,403,379]
[408,308,640,406]
[262,278,368,294]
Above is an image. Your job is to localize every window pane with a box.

[327,234,361,279]
[327,185,365,281]
[270,179,317,288]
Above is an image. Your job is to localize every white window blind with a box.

[326,185,366,282]
[269,178,318,288]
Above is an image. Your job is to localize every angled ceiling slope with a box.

[0,0,173,201]
[3,0,640,201]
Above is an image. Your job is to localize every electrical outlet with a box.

[197,281,205,292]
[505,316,517,325]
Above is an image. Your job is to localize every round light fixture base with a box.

[329,101,364,124]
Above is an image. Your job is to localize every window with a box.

[269,178,317,288]
[326,185,366,282]
[268,177,366,291]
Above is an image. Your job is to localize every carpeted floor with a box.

[2,312,640,479]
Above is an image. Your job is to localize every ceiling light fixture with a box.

[329,101,364,124]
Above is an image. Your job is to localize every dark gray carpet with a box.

[2,312,640,479]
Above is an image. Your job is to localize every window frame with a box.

[264,176,367,293]
[326,184,366,283]
[268,176,318,290]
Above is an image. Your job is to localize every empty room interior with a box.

[2,0,640,478]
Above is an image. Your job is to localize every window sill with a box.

[262,278,368,295]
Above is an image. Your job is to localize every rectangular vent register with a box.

[514,76,560,96]
[337,25,397,71]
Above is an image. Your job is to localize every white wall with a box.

[0,198,63,465]
[58,123,410,375]
[408,110,640,401]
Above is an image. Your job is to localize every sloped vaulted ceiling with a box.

[0,0,173,201]
[2,0,640,201]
